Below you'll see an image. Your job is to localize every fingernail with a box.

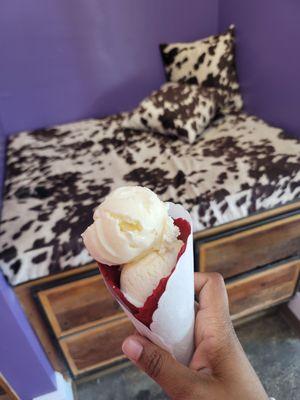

[122,337,143,361]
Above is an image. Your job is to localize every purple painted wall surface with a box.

[0,0,218,135]
[0,274,56,399]
[219,0,300,138]
[1,1,300,137]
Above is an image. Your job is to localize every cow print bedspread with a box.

[1,112,300,285]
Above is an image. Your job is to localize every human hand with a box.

[122,272,269,400]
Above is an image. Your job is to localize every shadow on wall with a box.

[93,72,165,117]
[219,0,300,137]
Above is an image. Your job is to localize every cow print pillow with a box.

[123,82,217,144]
[160,25,243,114]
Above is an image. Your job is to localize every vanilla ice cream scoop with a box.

[82,186,179,265]
[120,239,183,307]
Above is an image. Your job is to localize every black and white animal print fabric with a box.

[160,25,243,114]
[124,82,217,143]
[1,113,299,285]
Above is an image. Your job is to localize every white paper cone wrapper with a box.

[102,202,195,365]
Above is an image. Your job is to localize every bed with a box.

[1,111,299,286]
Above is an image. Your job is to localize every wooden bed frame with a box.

[14,201,300,379]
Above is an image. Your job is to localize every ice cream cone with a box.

[98,202,195,365]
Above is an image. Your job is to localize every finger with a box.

[194,272,229,316]
[122,335,209,399]
[189,342,213,373]
[192,273,236,371]
[194,272,208,295]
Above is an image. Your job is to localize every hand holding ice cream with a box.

[122,273,269,400]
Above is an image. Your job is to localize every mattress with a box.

[1,112,299,285]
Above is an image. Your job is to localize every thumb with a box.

[122,335,208,399]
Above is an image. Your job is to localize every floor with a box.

[75,313,300,400]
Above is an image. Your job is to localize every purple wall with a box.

[219,0,300,138]
[0,274,56,399]
[0,0,218,135]
[1,1,300,137]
